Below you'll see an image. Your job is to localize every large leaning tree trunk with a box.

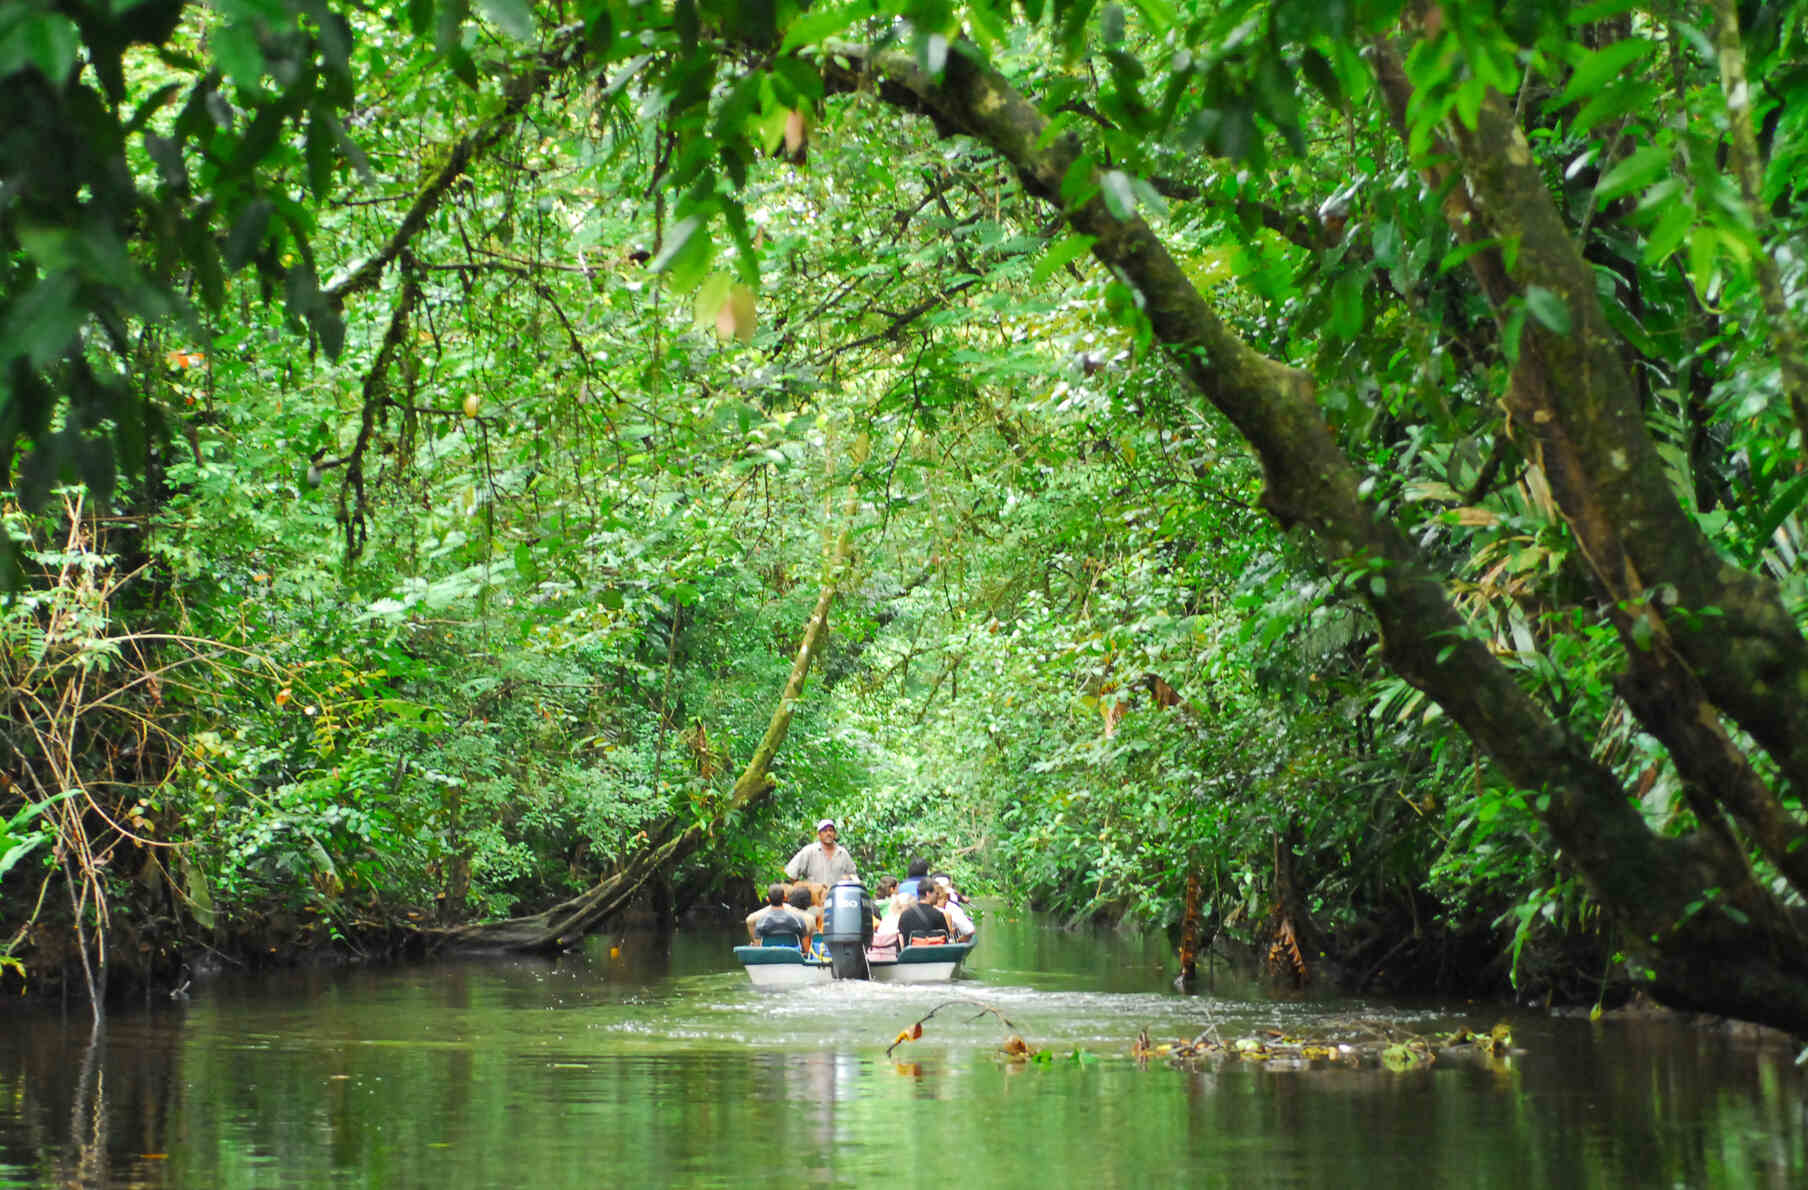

[821,40,1808,1033]
[432,530,851,953]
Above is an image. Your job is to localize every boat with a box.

[732,939,978,988]
[733,943,833,989]
[870,939,977,983]
[734,878,976,988]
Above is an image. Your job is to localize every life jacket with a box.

[754,907,804,945]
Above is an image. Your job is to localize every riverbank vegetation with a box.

[4,0,1807,1031]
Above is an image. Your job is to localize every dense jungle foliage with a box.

[3,0,1808,1030]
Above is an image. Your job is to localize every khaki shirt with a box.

[784,841,857,885]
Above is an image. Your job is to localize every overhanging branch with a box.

[324,31,582,305]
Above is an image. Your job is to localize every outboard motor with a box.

[823,879,875,980]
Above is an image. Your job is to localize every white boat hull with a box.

[734,940,975,988]
[868,958,960,983]
[734,945,831,989]
[744,961,833,989]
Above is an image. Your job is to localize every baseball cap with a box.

[816,818,837,832]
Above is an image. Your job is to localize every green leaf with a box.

[476,0,535,41]
[1299,47,1342,108]
[312,306,345,360]
[224,199,273,270]
[771,56,822,102]
[1500,304,1527,366]
[1687,225,1718,299]
[1100,170,1136,220]
[1438,237,1500,276]
[722,200,759,287]
[1129,175,1168,221]
[513,542,541,583]
[648,215,704,275]
[1454,76,1486,130]
[1753,474,1808,546]
[1641,201,1693,266]
[1057,0,1099,61]
[693,272,734,332]
[211,21,264,87]
[1128,0,1175,34]
[651,216,713,292]
[1594,144,1671,205]
[1599,292,1658,358]
[1031,233,1097,286]
[711,70,764,144]
[966,0,1008,47]
[187,215,225,310]
[305,107,335,199]
[1572,79,1658,139]
[780,0,874,51]
[1059,154,1098,207]
[1557,38,1655,108]
[0,10,81,82]
[181,854,215,931]
[1101,3,1125,44]
[1,270,82,367]
[1524,285,1571,335]
[1329,271,1365,340]
[0,836,47,882]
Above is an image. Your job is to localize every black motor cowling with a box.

[822,879,875,979]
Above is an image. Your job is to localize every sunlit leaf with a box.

[1032,234,1097,286]
[1524,285,1571,335]
[1100,170,1136,220]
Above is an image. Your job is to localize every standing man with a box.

[785,818,858,886]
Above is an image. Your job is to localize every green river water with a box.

[2,906,1803,1188]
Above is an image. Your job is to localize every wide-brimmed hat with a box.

[816,818,837,832]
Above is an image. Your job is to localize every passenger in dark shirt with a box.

[896,882,950,947]
[746,883,811,947]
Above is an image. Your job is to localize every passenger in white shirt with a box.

[932,877,975,941]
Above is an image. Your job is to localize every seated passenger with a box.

[786,885,829,958]
[896,881,951,947]
[878,899,905,935]
[932,878,976,942]
[788,884,823,931]
[897,858,931,900]
[867,876,902,956]
[871,876,899,928]
[746,883,811,948]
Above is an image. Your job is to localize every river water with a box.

[2,906,1802,1188]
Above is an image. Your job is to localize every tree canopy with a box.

[5,0,1808,1033]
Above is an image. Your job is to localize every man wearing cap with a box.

[785,819,858,885]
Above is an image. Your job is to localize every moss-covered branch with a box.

[829,41,1808,1032]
